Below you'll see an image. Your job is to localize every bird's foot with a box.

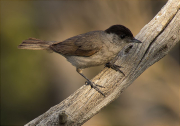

[85,80,105,97]
[105,62,125,76]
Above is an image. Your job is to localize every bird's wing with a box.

[50,31,103,57]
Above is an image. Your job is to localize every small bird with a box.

[18,25,141,96]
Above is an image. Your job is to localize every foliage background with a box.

[1,0,179,126]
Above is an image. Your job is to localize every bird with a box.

[18,24,142,96]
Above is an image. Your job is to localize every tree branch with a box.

[25,0,180,126]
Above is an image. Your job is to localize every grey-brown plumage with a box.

[50,31,103,57]
[18,25,142,96]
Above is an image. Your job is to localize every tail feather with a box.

[18,38,55,50]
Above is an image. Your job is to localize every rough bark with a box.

[25,0,180,126]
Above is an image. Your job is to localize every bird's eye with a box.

[120,34,126,39]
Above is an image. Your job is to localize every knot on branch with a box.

[124,45,133,54]
[59,111,68,126]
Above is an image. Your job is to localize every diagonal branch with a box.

[25,0,180,126]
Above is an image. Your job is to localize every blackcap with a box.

[18,25,142,96]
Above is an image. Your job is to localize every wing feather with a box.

[50,31,103,57]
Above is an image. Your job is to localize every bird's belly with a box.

[65,53,116,69]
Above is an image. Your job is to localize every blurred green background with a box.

[1,0,179,126]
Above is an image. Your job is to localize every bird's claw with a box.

[85,80,105,97]
[105,62,125,76]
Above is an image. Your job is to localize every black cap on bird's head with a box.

[105,25,142,43]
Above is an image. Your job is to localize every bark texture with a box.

[25,0,180,126]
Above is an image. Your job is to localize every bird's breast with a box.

[65,45,118,69]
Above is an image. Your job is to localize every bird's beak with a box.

[130,38,142,43]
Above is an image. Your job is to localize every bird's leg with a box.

[76,68,105,96]
[105,62,125,76]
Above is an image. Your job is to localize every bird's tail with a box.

[18,38,55,50]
